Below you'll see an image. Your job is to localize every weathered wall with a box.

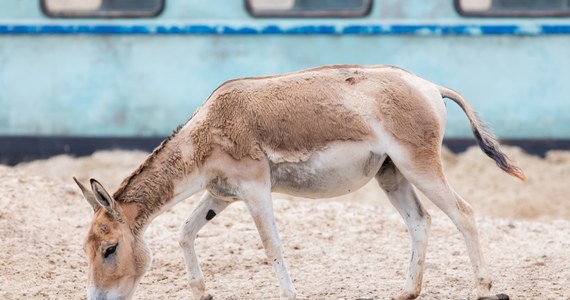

[0,0,569,139]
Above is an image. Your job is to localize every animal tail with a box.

[438,86,526,182]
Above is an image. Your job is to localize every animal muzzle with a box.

[87,286,126,300]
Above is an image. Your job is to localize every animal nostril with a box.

[95,292,110,300]
[88,286,111,300]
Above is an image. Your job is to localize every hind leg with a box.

[376,158,431,300]
[392,145,509,300]
[388,151,508,300]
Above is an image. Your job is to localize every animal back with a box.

[191,75,371,163]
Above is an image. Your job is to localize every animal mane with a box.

[112,122,185,202]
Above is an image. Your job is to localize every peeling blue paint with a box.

[2,23,570,35]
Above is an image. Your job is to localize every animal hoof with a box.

[391,293,419,300]
[200,294,213,300]
[477,294,509,300]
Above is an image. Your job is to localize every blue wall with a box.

[1,0,569,139]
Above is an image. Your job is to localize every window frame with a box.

[454,0,570,18]
[245,0,373,18]
[40,0,165,18]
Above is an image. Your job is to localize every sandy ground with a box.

[1,146,569,299]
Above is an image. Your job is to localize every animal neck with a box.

[112,138,204,234]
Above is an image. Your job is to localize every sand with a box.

[0,146,569,299]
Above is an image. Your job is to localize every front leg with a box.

[243,186,297,300]
[179,192,230,300]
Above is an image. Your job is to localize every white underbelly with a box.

[269,141,386,198]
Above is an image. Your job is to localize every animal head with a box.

[74,177,151,300]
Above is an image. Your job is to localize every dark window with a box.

[246,0,372,18]
[41,0,164,18]
[456,0,570,17]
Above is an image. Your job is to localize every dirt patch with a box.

[1,147,569,299]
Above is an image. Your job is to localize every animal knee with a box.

[179,223,197,249]
[263,244,284,260]
[178,234,193,249]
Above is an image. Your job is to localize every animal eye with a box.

[104,244,117,258]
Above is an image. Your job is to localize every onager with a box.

[74,65,524,300]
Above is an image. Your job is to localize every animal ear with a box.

[73,177,101,212]
[90,178,124,223]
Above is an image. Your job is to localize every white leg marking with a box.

[376,161,431,299]
[179,192,230,300]
[243,184,297,300]
[393,158,494,299]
